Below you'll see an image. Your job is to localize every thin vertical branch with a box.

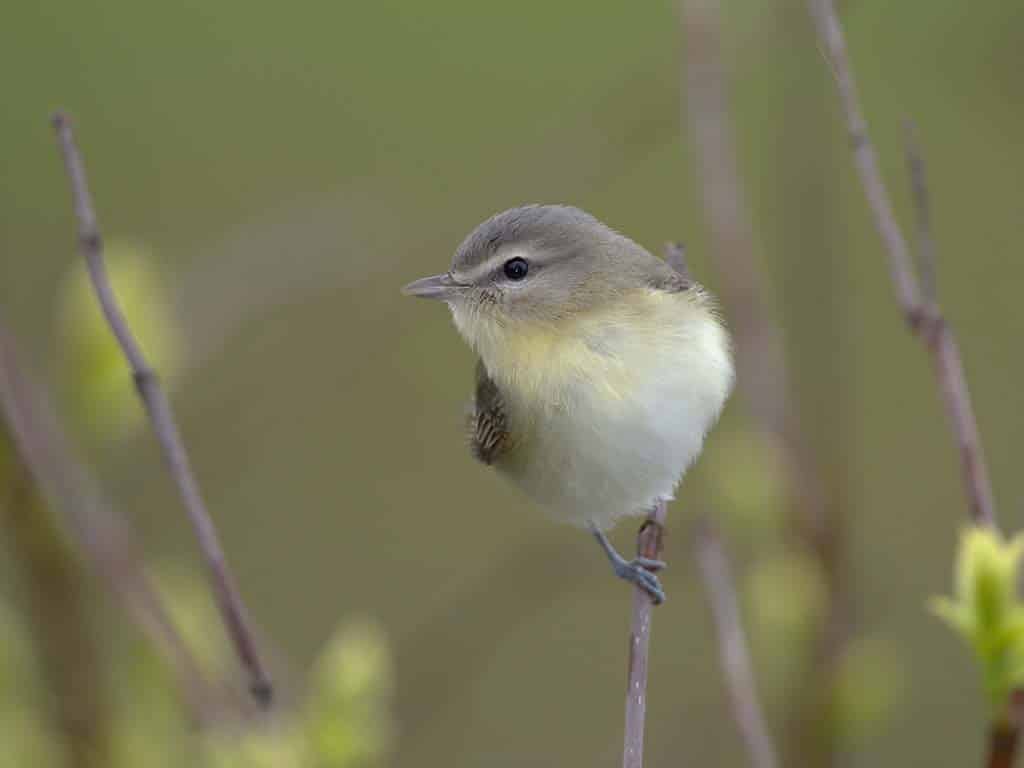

[0,320,224,721]
[618,242,698,767]
[680,0,847,765]
[623,500,668,768]
[680,0,828,529]
[679,0,794,451]
[694,520,778,768]
[51,112,273,704]
[808,0,996,530]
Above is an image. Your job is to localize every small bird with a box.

[403,205,733,603]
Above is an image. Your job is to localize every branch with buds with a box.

[808,1,1013,765]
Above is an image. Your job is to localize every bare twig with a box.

[694,520,778,768]
[808,2,920,316]
[680,0,829,524]
[51,112,273,704]
[679,0,795,454]
[623,500,667,768]
[680,0,847,765]
[808,0,996,530]
[0,320,224,720]
[900,125,996,528]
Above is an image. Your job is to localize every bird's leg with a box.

[590,524,666,604]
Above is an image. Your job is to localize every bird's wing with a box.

[469,359,511,465]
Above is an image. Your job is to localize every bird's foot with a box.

[611,556,667,605]
[591,525,667,604]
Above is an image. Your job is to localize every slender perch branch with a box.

[51,112,272,705]
[808,0,995,530]
[618,242,698,767]
[622,500,667,768]
[694,520,778,768]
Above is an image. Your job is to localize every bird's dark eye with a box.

[503,257,529,281]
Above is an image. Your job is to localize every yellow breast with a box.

[457,288,699,405]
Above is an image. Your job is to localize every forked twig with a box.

[808,0,995,530]
[808,0,1006,763]
[51,112,272,704]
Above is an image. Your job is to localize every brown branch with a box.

[0,319,225,721]
[680,0,847,765]
[679,0,794,454]
[808,0,1007,763]
[694,520,778,768]
[989,723,1020,768]
[679,0,836,580]
[622,501,667,768]
[51,112,273,705]
[989,693,1024,768]
[619,243,698,767]
[900,125,996,530]
[808,1,920,315]
[808,0,996,530]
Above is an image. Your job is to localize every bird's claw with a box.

[613,558,667,605]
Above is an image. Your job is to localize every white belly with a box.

[492,301,733,530]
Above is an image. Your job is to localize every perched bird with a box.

[403,205,733,603]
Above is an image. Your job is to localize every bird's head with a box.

[402,205,677,352]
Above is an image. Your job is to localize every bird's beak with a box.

[401,272,464,301]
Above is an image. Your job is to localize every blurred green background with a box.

[2,0,1023,765]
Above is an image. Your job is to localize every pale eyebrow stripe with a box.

[454,247,533,283]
